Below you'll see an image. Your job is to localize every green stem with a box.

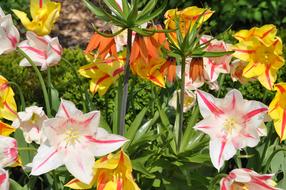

[61,57,90,112]
[17,48,51,117]
[17,147,37,152]
[8,82,26,111]
[217,74,226,98]
[178,56,186,150]
[119,29,132,136]
[263,148,286,173]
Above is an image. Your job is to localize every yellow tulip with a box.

[12,0,61,36]
[65,150,140,190]
[233,24,277,46]
[164,6,213,44]
[232,25,284,90]
[269,83,286,141]
[79,53,125,96]
[0,76,17,121]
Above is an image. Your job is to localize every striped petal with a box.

[87,127,127,157]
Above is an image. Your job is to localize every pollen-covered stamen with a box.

[223,117,239,134]
[64,127,81,146]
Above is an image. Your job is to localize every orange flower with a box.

[0,121,16,136]
[160,57,177,83]
[130,25,169,87]
[85,33,117,59]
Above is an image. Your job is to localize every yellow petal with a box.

[12,9,32,30]
[65,178,93,189]
[242,62,264,79]
[257,67,277,90]
[0,121,16,136]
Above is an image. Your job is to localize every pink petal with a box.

[31,144,63,176]
[64,148,95,184]
[56,99,83,119]
[209,139,236,170]
[196,90,224,118]
[87,127,127,157]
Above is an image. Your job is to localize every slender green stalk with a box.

[217,74,225,98]
[17,147,37,152]
[178,56,186,150]
[17,48,51,117]
[119,29,132,135]
[61,57,90,112]
[8,82,26,111]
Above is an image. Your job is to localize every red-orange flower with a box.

[85,33,117,59]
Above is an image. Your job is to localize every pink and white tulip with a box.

[169,89,196,112]
[220,168,281,190]
[200,35,232,82]
[0,136,19,167]
[12,106,48,144]
[18,31,62,71]
[0,168,9,190]
[0,7,20,55]
[30,99,127,184]
[194,89,268,170]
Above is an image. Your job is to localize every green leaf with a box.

[185,154,210,163]
[136,0,167,25]
[103,0,124,17]
[10,179,25,190]
[14,129,33,165]
[125,107,147,140]
[158,106,170,127]
[127,0,139,25]
[131,27,154,36]
[50,85,60,114]
[122,0,130,17]
[83,0,108,19]
[192,50,234,58]
[132,111,159,144]
[137,0,157,18]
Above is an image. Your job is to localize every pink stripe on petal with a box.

[39,0,43,8]
[231,93,236,109]
[20,46,47,59]
[218,140,226,167]
[8,35,18,48]
[33,149,58,172]
[243,107,268,122]
[220,178,228,190]
[197,91,224,116]
[0,173,7,185]
[80,112,98,126]
[61,103,70,118]
[0,83,8,91]
[251,177,277,190]
[85,136,125,144]
[210,64,215,80]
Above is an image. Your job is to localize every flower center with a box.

[230,182,249,190]
[64,127,80,146]
[223,117,238,133]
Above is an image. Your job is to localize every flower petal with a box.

[31,144,63,176]
[87,127,127,157]
[64,148,95,184]
[56,99,82,119]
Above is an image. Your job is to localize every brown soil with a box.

[52,0,107,48]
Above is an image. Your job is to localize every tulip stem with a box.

[17,147,37,152]
[8,82,26,111]
[17,48,51,117]
[61,57,91,112]
[178,56,186,150]
[119,29,132,135]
